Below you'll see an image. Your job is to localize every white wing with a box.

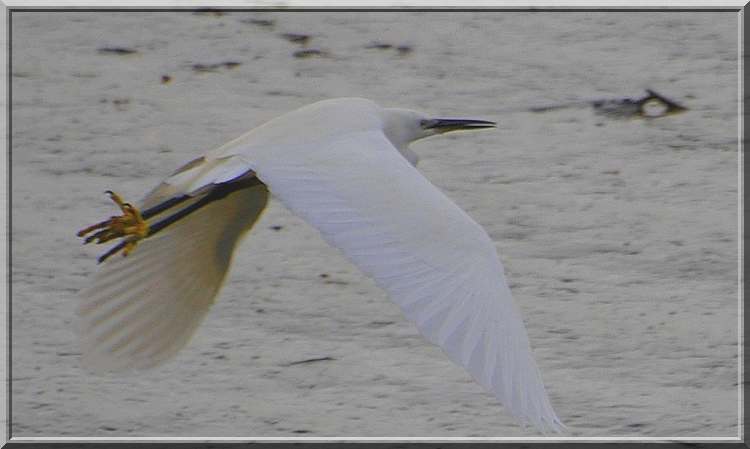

[204,130,564,433]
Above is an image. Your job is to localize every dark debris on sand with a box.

[97,47,138,55]
[293,49,328,59]
[191,61,243,73]
[281,32,312,46]
[242,18,275,28]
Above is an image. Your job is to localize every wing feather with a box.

[231,130,564,432]
[78,180,268,372]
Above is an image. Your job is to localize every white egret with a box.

[77,97,564,433]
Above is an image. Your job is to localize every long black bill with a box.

[421,118,497,132]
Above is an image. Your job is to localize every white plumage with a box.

[78,97,564,433]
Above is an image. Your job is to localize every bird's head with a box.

[382,107,496,150]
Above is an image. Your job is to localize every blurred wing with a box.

[223,130,563,432]
[77,164,268,372]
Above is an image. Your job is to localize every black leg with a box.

[94,173,264,263]
[141,194,192,220]
[144,176,265,238]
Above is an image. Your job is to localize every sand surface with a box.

[10,10,739,438]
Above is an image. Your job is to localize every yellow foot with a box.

[77,191,150,262]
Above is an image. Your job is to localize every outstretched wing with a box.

[209,130,563,432]
[77,160,269,372]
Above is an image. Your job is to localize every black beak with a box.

[421,118,497,132]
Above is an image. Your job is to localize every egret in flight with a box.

[77,98,564,433]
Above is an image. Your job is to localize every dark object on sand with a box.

[192,64,217,73]
[283,356,336,366]
[365,42,413,56]
[97,47,137,55]
[592,89,688,118]
[529,89,688,119]
[365,42,394,50]
[281,33,312,46]
[191,61,243,72]
[161,75,172,84]
[111,98,130,111]
[242,18,275,28]
[293,49,327,59]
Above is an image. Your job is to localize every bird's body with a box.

[77,98,564,433]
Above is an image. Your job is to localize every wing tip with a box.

[519,411,567,435]
[79,340,174,375]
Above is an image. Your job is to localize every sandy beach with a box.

[10,10,739,438]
